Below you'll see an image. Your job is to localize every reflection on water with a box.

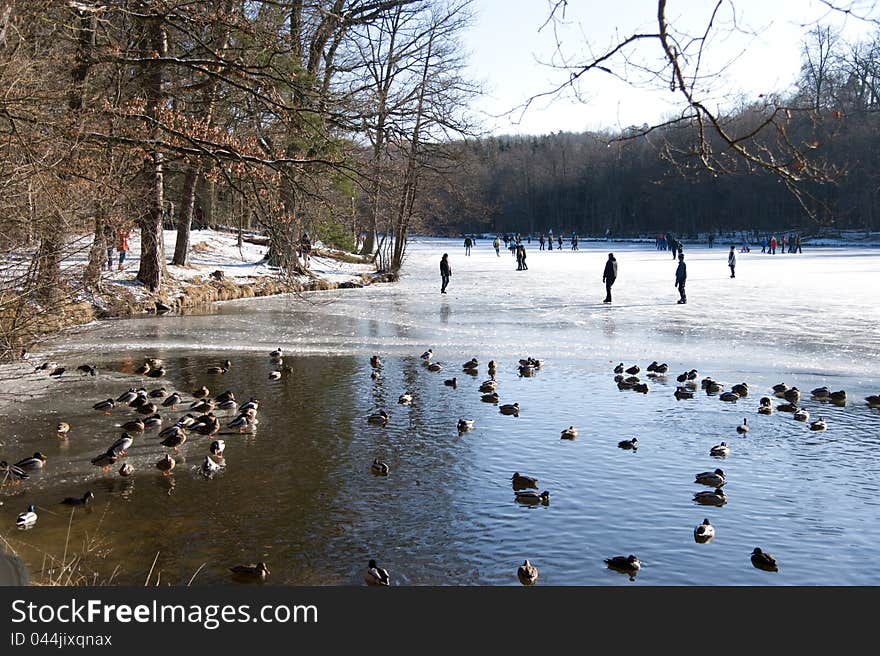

[2,239,880,585]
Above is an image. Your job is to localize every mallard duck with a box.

[190,399,215,414]
[16,504,38,529]
[227,410,255,433]
[239,398,260,413]
[155,454,176,476]
[783,387,801,404]
[109,433,134,457]
[217,399,238,414]
[811,386,830,400]
[626,365,640,375]
[515,490,550,505]
[398,392,413,405]
[560,426,578,440]
[371,458,390,475]
[364,559,389,586]
[695,468,726,487]
[119,463,135,477]
[487,360,497,374]
[613,363,624,374]
[457,418,474,433]
[772,383,789,397]
[499,402,519,416]
[604,554,641,575]
[230,562,270,582]
[194,413,222,436]
[865,395,880,408]
[793,408,809,422]
[160,427,187,451]
[810,417,827,431]
[56,422,70,438]
[518,364,536,377]
[481,391,500,403]
[136,402,158,416]
[719,391,740,403]
[462,358,479,370]
[478,380,496,392]
[618,437,638,450]
[427,362,443,372]
[732,383,749,397]
[207,360,231,375]
[367,409,389,426]
[710,441,730,457]
[370,355,381,368]
[90,449,117,472]
[674,387,694,400]
[14,452,47,470]
[201,455,222,476]
[145,366,166,379]
[60,491,94,506]
[122,418,145,432]
[736,418,749,434]
[694,518,715,543]
[517,560,538,585]
[141,413,161,429]
[215,389,235,403]
[210,440,226,457]
[829,390,847,405]
[704,380,723,394]
[93,399,115,414]
[420,349,433,361]
[134,362,151,375]
[776,402,798,413]
[161,392,182,409]
[750,547,778,572]
[128,391,148,408]
[148,387,167,399]
[192,385,210,400]
[444,377,458,389]
[270,347,283,360]
[693,488,726,506]
[511,472,538,489]
[158,425,186,445]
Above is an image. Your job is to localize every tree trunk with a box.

[83,216,107,290]
[172,167,198,265]
[34,235,62,304]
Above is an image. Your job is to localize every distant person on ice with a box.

[464,235,472,256]
[602,252,617,303]
[440,253,451,294]
[770,235,778,254]
[728,245,737,278]
[675,252,687,304]
[539,234,545,251]
[493,236,501,256]
[116,226,131,271]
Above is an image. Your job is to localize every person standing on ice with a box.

[464,235,472,256]
[440,253,451,294]
[728,245,737,278]
[602,253,617,303]
[675,252,687,304]
[770,235,777,254]
[493,236,501,256]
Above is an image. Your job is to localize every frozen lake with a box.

[2,237,879,585]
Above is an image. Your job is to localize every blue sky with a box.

[463,0,877,135]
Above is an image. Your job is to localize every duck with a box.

[364,559,389,586]
[499,402,520,416]
[193,413,222,436]
[617,380,634,390]
[122,418,145,432]
[719,391,740,403]
[192,385,210,400]
[217,399,238,413]
[618,437,638,450]
[710,441,730,457]
[210,440,226,457]
[674,387,694,400]
[776,402,799,413]
[462,358,479,370]
[190,399,215,414]
[560,426,578,440]
[128,391,148,408]
[227,410,255,433]
[367,409,389,426]
[646,361,659,372]
[517,560,538,585]
[829,390,847,405]
[158,425,186,445]
[370,369,380,380]
[694,518,715,543]
[613,363,624,374]
[443,377,458,389]
[48,366,66,378]
[60,491,94,506]
[736,418,749,434]
[109,433,134,457]
[14,452,47,470]
[676,371,690,383]
[207,360,231,375]
[625,365,640,375]
[201,455,223,476]
[481,391,500,403]
[654,363,669,374]
[16,504,38,529]
[161,392,182,409]
[693,488,726,506]
[136,401,158,415]
[56,422,70,438]
[614,374,625,383]
[90,449,117,472]
[148,387,167,399]
[511,472,538,490]
[215,390,235,403]
[811,386,831,400]
[370,355,381,368]
[229,562,270,582]
[604,554,641,575]
[119,463,134,477]
[758,397,773,414]
[731,383,749,397]
[420,349,433,361]
[783,387,801,404]
[0,461,29,484]
[93,399,115,414]
[239,398,260,413]
[76,363,97,377]
[624,375,641,384]
[865,395,880,408]
[772,383,789,397]
[270,347,283,360]
[695,468,726,487]
[155,454,176,475]
[810,417,827,431]
[427,362,443,372]
[145,366,166,379]
[750,547,778,572]
[704,380,724,395]
[515,490,550,505]
[793,408,809,422]
[518,363,536,377]
[632,382,649,394]
[398,392,413,405]
[478,380,496,392]
[268,370,282,380]
[457,418,474,433]
[371,458,390,475]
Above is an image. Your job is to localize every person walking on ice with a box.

[675,252,687,304]
[464,236,473,256]
[602,253,617,303]
[728,245,737,278]
[440,253,452,294]
[493,236,501,256]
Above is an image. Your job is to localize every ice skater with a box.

[602,253,617,303]
[440,253,451,294]
[675,252,687,304]
[728,245,737,278]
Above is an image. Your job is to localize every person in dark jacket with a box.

[728,245,737,278]
[675,252,687,304]
[602,253,617,303]
[440,253,451,294]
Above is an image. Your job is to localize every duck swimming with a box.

[695,468,726,487]
[364,559,389,586]
[865,395,880,408]
[14,452,47,470]
[693,488,726,506]
[772,383,789,397]
[370,355,381,368]
[420,349,433,361]
[674,387,694,400]
[811,386,830,400]
[736,418,749,434]
[511,472,538,490]
[732,383,749,397]
[60,491,94,506]
[719,391,740,403]
[230,562,270,582]
[517,560,538,585]
[783,387,801,404]
[793,408,809,422]
[750,547,778,572]
[829,390,847,405]
[710,442,730,457]
[810,417,827,431]
[398,392,413,405]
[625,365,640,375]
[17,504,38,529]
[618,437,638,450]
[499,402,520,416]
[481,391,500,403]
[427,362,443,372]
[694,518,715,543]
[560,426,578,440]
[207,360,231,375]
[119,463,134,477]
[367,409,389,426]
[613,363,624,374]
[371,459,390,475]
[604,554,641,575]
[457,418,474,433]
[56,422,70,438]
[444,378,458,389]
[515,490,550,505]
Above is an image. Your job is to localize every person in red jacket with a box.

[769,235,777,254]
